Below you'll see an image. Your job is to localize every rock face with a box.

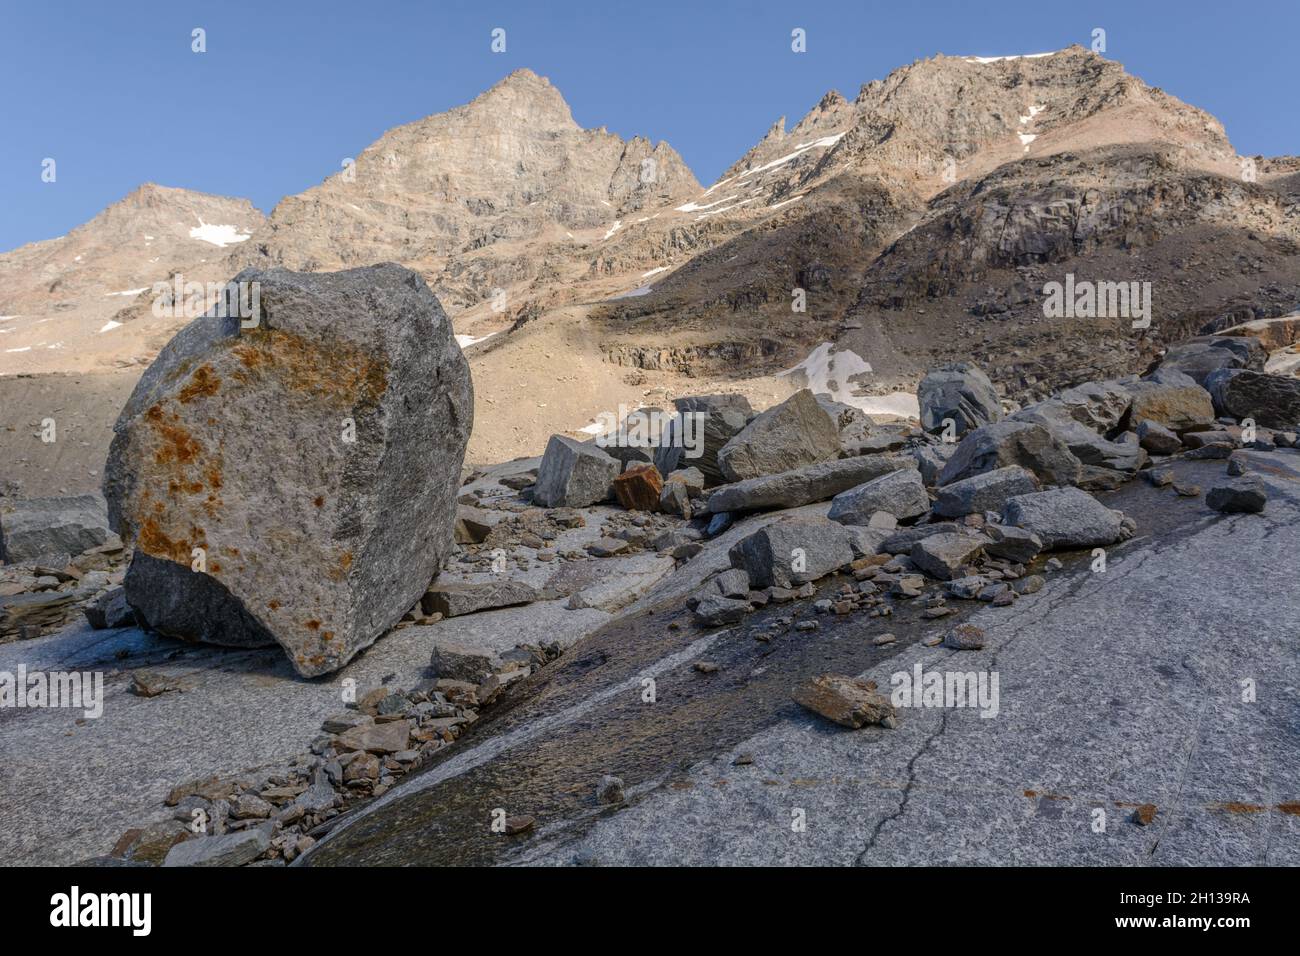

[932,466,1039,518]
[0,495,110,564]
[917,362,1002,437]
[1204,369,1300,430]
[938,421,1082,488]
[827,468,929,524]
[1000,488,1129,550]
[728,518,857,588]
[533,436,619,507]
[103,264,472,677]
[717,390,840,482]
[656,395,753,485]
[707,455,911,514]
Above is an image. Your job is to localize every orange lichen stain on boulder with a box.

[304,619,321,631]
[231,329,388,405]
[138,518,206,565]
[266,600,281,610]
[178,364,221,403]
[1213,802,1267,814]
[146,405,203,468]
[1277,802,1300,816]
[328,549,354,583]
[314,495,325,508]
[206,465,223,490]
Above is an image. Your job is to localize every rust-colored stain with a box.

[267,600,281,610]
[177,364,221,403]
[1277,802,1300,816]
[231,329,388,405]
[1214,802,1267,814]
[314,495,325,508]
[1024,789,1038,798]
[328,549,354,583]
[138,517,204,565]
[206,465,223,490]
[1134,804,1157,826]
[146,406,202,467]
[321,631,335,642]
[304,619,321,631]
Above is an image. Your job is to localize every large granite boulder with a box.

[917,362,1001,437]
[706,455,911,514]
[728,517,857,589]
[717,389,840,482]
[827,468,930,524]
[0,494,110,564]
[103,264,472,677]
[938,421,1082,488]
[1012,401,1146,476]
[533,435,620,507]
[654,394,752,486]
[1000,488,1130,550]
[932,465,1040,518]
[1204,368,1300,430]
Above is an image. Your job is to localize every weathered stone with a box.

[706,455,912,514]
[728,518,857,589]
[430,640,505,682]
[658,480,691,519]
[82,586,135,630]
[103,265,472,677]
[1204,368,1300,430]
[334,719,411,754]
[1055,379,1134,432]
[879,523,960,555]
[162,827,270,867]
[613,462,663,511]
[654,394,752,486]
[792,675,896,729]
[1001,488,1129,550]
[421,580,537,618]
[1206,476,1267,514]
[712,568,751,599]
[943,623,986,650]
[1159,336,1266,385]
[946,575,989,599]
[533,435,620,507]
[910,443,957,486]
[0,494,110,564]
[911,533,988,581]
[933,466,1039,518]
[815,396,876,453]
[1124,369,1215,433]
[693,594,750,627]
[1013,400,1146,475]
[983,524,1043,563]
[596,775,626,805]
[918,362,1001,437]
[717,389,840,482]
[938,421,1082,488]
[454,504,497,544]
[665,467,705,494]
[1136,419,1181,455]
[0,590,77,637]
[828,468,929,525]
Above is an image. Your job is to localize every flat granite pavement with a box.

[306,449,1300,866]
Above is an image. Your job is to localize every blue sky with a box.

[2,0,1297,253]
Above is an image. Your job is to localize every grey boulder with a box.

[1204,368,1300,430]
[910,533,988,581]
[1124,369,1215,434]
[1000,487,1131,550]
[917,362,1002,437]
[0,494,109,564]
[707,454,911,514]
[717,389,840,482]
[938,421,1082,488]
[828,468,929,525]
[534,435,620,507]
[421,580,538,618]
[102,264,473,677]
[728,517,857,589]
[1206,477,1267,514]
[933,466,1039,518]
[655,394,753,485]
